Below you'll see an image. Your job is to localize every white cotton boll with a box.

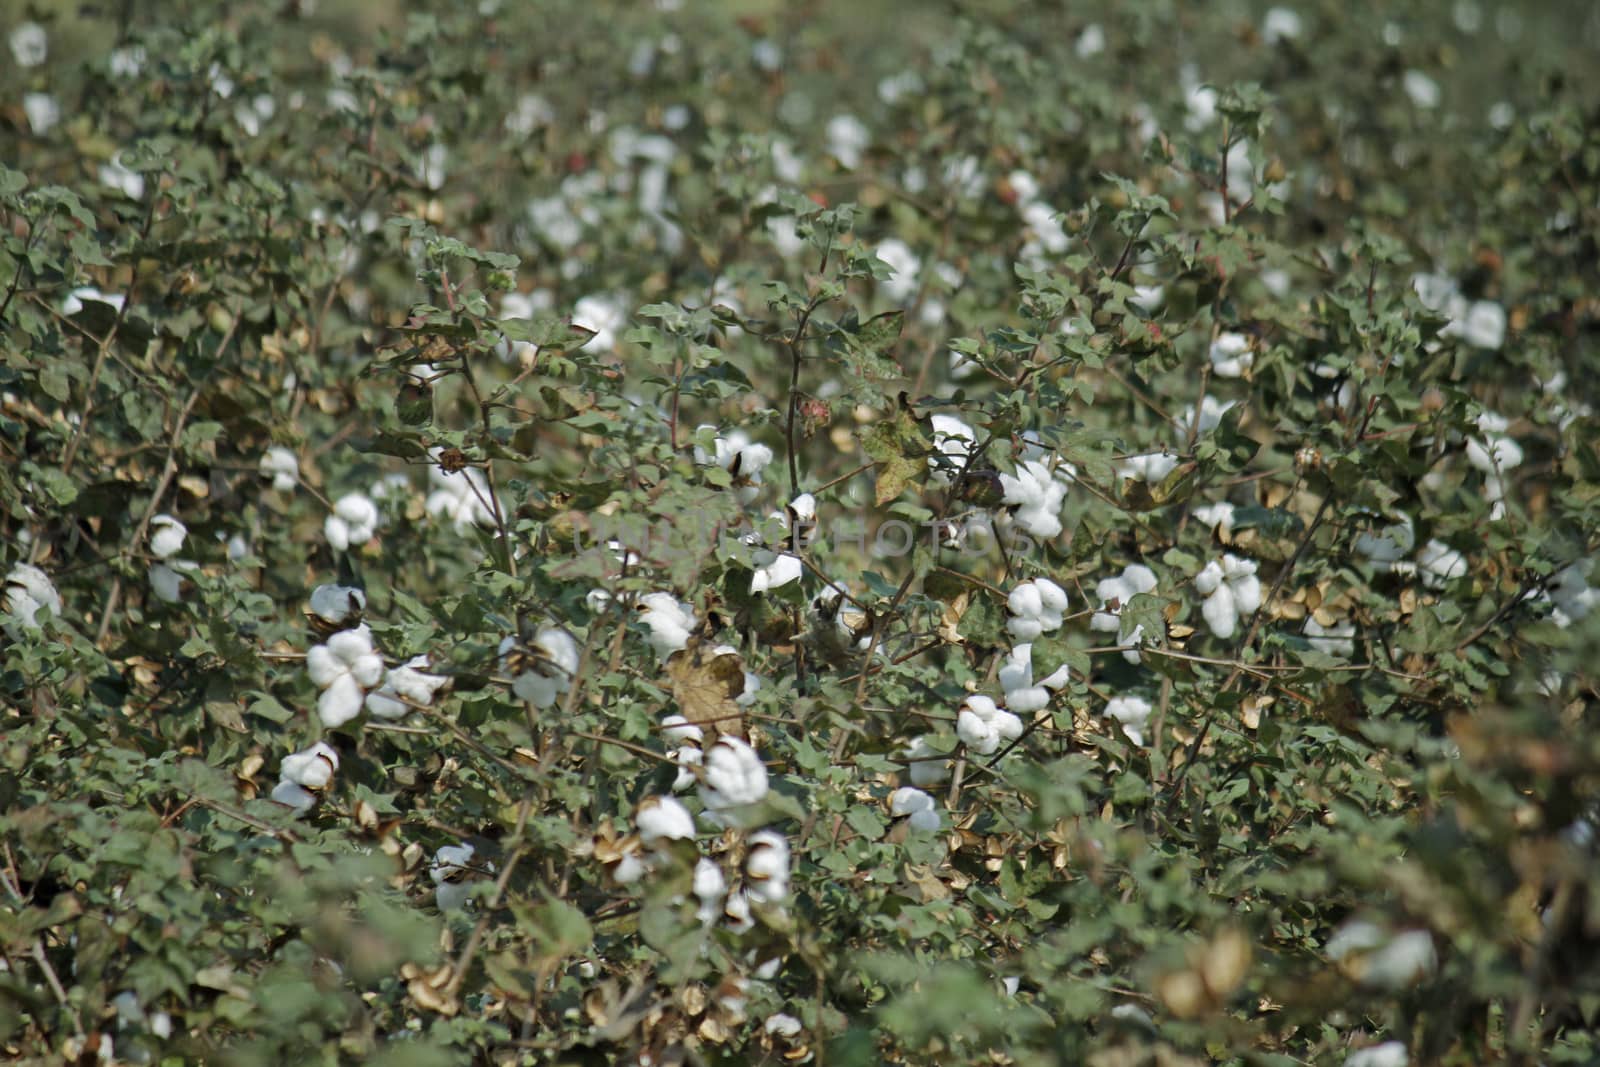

[1465,433,1523,474]
[745,830,790,903]
[99,156,144,199]
[700,737,769,810]
[4,564,63,635]
[751,552,804,593]
[309,584,366,625]
[957,695,1022,756]
[1116,451,1179,483]
[425,459,499,534]
[430,842,490,912]
[1193,501,1237,538]
[1355,516,1415,564]
[318,674,366,728]
[1201,583,1238,639]
[574,293,627,352]
[694,857,726,923]
[1455,301,1505,348]
[1344,1042,1409,1067]
[10,22,47,67]
[149,515,188,559]
[826,114,869,168]
[364,686,408,719]
[280,742,339,789]
[502,628,581,708]
[1209,332,1254,377]
[1008,169,1041,205]
[639,592,697,658]
[1194,560,1223,597]
[723,889,754,933]
[1000,460,1068,540]
[1403,70,1440,109]
[329,628,384,685]
[148,560,197,604]
[149,1011,172,1040]
[1103,695,1153,746]
[765,1013,803,1038]
[903,735,951,787]
[1262,7,1302,42]
[1175,395,1235,437]
[661,714,703,745]
[1075,23,1105,57]
[927,414,977,485]
[324,492,378,550]
[636,796,696,846]
[789,492,817,523]
[270,779,318,816]
[1361,931,1437,988]
[889,787,941,832]
[1305,617,1356,657]
[1222,556,1261,614]
[1006,578,1068,641]
[669,743,702,792]
[1549,562,1598,627]
[24,93,60,134]
[612,851,648,886]
[698,427,774,502]
[876,238,921,304]
[1417,540,1467,589]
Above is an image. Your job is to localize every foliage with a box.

[3,0,1599,1064]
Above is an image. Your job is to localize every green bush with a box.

[3,1,1599,1063]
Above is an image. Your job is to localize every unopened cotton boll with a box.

[1103,695,1153,745]
[149,515,188,559]
[745,830,790,903]
[259,446,299,491]
[1000,459,1068,539]
[1208,332,1253,378]
[636,796,696,846]
[639,592,697,658]
[889,786,941,832]
[956,695,1023,756]
[324,492,378,550]
[4,564,63,635]
[699,736,769,811]
[306,625,386,728]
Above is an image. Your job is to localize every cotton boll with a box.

[1262,7,1302,42]
[259,446,299,491]
[270,779,318,817]
[927,414,977,485]
[639,592,697,658]
[1354,516,1415,565]
[281,742,340,789]
[875,238,921,304]
[368,655,448,718]
[889,787,941,832]
[826,114,869,168]
[1103,695,1153,745]
[636,796,696,846]
[751,552,804,593]
[694,858,727,923]
[745,830,790,903]
[1116,451,1179,483]
[1175,395,1236,437]
[1005,577,1068,641]
[309,584,366,626]
[149,515,188,559]
[1344,1042,1409,1067]
[501,627,581,708]
[669,742,703,792]
[956,695,1022,756]
[1417,540,1467,589]
[324,492,378,550]
[903,735,951,787]
[1304,617,1356,657]
[1000,460,1068,540]
[661,714,704,745]
[430,842,491,912]
[700,737,770,811]
[149,560,198,604]
[9,22,47,67]
[307,625,384,728]
[1209,332,1254,377]
[425,455,500,533]
[723,889,754,933]
[574,293,627,352]
[1192,501,1236,538]
[1201,582,1239,639]
[4,564,63,635]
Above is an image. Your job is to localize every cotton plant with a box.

[499,627,581,708]
[307,625,386,728]
[1194,554,1262,640]
[269,741,339,817]
[888,786,942,832]
[999,458,1069,540]
[324,491,379,551]
[1006,577,1068,641]
[956,694,1023,756]
[148,514,198,604]
[1208,332,1254,377]
[1091,563,1160,663]
[366,655,450,719]
[1103,694,1154,746]
[998,644,1071,712]
[4,563,63,638]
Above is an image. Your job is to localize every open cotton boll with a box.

[430,842,492,912]
[425,457,500,533]
[1195,555,1260,639]
[270,779,318,817]
[1192,501,1236,538]
[745,830,790,904]
[956,695,1023,756]
[309,583,366,626]
[889,786,941,832]
[699,736,770,812]
[1326,919,1437,990]
[902,735,951,787]
[1445,300,1506,349]
[149,559,198,604]
[826,113,869,168]
[1548,561,1599,627]
[1174,395,1235,437]
[875,238,922,304]
[1305,617,1356,657]
[708,645,764,708]
[500,627,581,708]
[259,446,299,491]
[639,592,697,658]
[280,741,340,789]
[1103,695,1153,746]
[1116,451,1180,483]
[149,515,188,559]
[1000,459,1068,539]
[927,414,977,485]
[4,564,63,635]
[1417,540,1467,589]
[693,858,727,924]
[669,741,703,792]
[1344,1042,1409,1067]
[1091,563,1160,663]
[307,625,385,728]
[999,644,1071,712]
[661,714,704,745]
[1208,332,1254,378]
[636,796,696,846]
[324,492,378,551]
[367,655,449,719]
[1005,577,1068,641]
[750,552,804,593]
[1354,515,1416,565]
